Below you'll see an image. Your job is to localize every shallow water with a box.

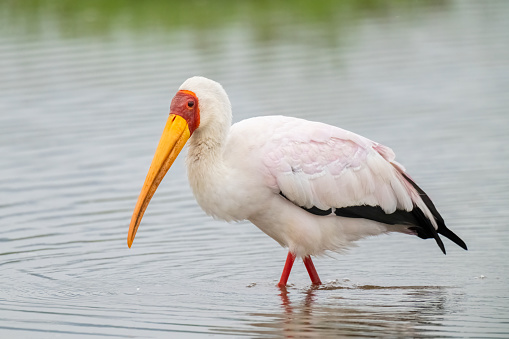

[1,0,508,337]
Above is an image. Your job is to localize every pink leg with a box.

[303,256,322,285]
[278,252,296,287]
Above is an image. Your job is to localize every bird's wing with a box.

[233,116,466,253]
[262,117,419,216]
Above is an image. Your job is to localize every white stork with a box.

[127,76,467,287]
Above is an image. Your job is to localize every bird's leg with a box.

[278,252,296,287]
[303,256,321,285]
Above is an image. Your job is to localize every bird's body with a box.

[128,76,467,286]
[189,115,411,257]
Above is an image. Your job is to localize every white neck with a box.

[186,125,226,167]
[184,103,234,219]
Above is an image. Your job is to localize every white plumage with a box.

[128,76,467,286]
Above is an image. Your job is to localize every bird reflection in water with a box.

[245,283,456,337]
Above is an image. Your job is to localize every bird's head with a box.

[127,76,231,248]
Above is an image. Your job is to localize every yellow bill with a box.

[128,114,190,247]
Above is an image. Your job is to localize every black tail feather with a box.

[401,172,468,252]
[437,225,468,250]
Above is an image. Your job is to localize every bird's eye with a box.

[187,101,194,108]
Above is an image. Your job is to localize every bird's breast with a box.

[186,151,272,222]
[188,166,272,222]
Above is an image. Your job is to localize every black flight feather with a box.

[334,205,446,254]
[279,173,467,254]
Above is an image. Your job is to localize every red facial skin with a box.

[170,90,200,134]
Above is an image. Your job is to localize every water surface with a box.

[1,0,508,337]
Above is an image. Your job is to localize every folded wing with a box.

[262,118,467,253]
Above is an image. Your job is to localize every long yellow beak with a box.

[128,114,190,248]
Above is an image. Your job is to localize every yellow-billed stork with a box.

[127,76,467,287]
